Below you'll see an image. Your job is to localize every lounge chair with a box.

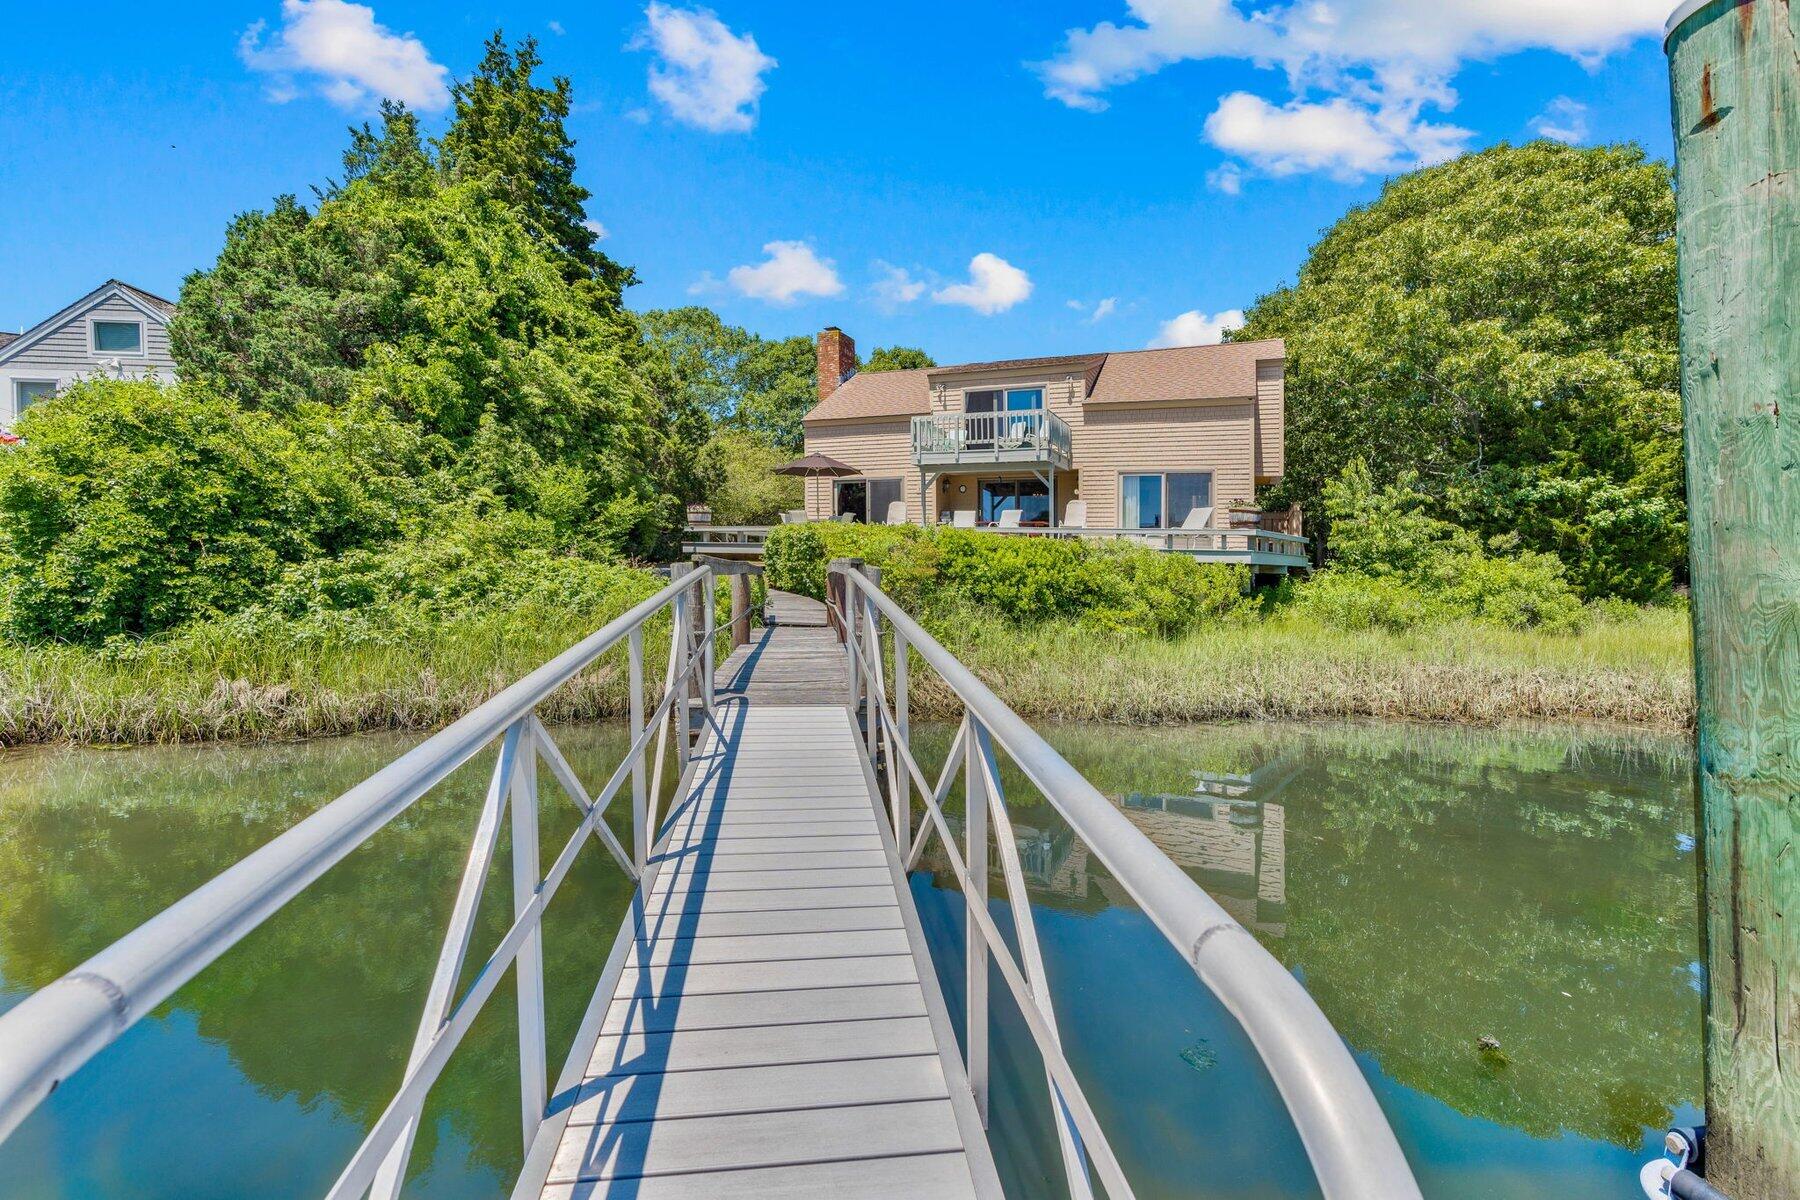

[779,509,809,524]
[1176,506,1216,550]
[996,510,1022,530]
[884,500,907,525]
[952,510,976,529]
[1062,500,1087,529]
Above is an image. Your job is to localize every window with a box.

[964,387,1043,413]
[979,479,1049,525]
[868,478,903,524]
[92,320,142,354]
[1120,471,1212,529]
[14,381,57,412]
[834,477,904,522]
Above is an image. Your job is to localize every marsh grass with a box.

[0,586,1690,746]
[905,604,1694,729]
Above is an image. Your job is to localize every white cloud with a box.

[239,0,449,111]
[1069,296,1120,322]
[639,4,775,133]
[1205,91,1469,178]
[870,262,927,312]
[583,218,609,240]
[548,20,566,36]
[1034,0,1663,180]
[1206,162,1244,194]
[1530,96,1590,144]
[1149,308,1245,349]
[933,253,1033,316]
[726,240,843,305]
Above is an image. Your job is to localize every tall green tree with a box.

[338,100,434,197]
[639,309,816,453]
[1237,141,1684,600]
[438,33,633,299]
[861,346,935,372]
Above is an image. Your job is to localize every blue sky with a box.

[0,1,1677,364]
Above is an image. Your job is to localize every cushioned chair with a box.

[885,500,907,525]
[952,510,976,528]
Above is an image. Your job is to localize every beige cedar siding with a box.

[800,418,923,522]
[1074,401,1257,528]
[1255,359,1285,482]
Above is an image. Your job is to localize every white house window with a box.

[14,380,58,412]
[92,320,143,354]
[1120,471,1213,529]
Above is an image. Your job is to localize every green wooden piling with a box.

[1666,2,1800,1194]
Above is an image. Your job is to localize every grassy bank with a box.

[911,604,1694,730]
[0,585,1690,747]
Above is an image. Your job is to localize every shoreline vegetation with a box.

[0,574,1692,748]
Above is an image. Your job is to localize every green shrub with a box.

[762,523,1249,636]
[0,381,426,643]
[1429,549,1585,632]
[1290,571,1446,632]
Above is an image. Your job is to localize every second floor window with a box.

[92,320,143,354]
[965,387,1044,414]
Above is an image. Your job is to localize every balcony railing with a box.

[912,409,1073,469]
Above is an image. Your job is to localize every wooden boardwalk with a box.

[537,594,999,1198]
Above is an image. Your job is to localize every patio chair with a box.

[1062,500,1087,529]
[884,500,908,526]
[837,512,856,523]
[996,509,1022,530]
[1176,506,1217,551]
[952,510,976,529]
[780,509,809,524]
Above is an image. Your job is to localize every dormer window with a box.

[92,320,143,354]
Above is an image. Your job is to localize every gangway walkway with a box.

[0,563,1423,1200]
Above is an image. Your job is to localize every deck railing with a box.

[911,409,1074,467]
[825,560,1422,1200]
[0,566,721,1199]
[685,522,1311,568]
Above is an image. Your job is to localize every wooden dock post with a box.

[1666,2,1800,1193]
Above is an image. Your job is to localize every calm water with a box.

[0,720,1700,1198]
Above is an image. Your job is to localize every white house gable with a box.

[0,281,178,427]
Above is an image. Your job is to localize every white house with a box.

[0,280,178,428]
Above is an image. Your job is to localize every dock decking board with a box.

[533,598,1000,1199]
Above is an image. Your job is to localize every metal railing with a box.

[982,523,1311,565]
[912,409,1074,467]
[825,560,1422,1200]
[0,565,721,1199]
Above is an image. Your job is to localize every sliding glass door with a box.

[1120,471,1212,529]
[979,479,1049,525]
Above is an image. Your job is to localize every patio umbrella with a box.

[770,453,859,478]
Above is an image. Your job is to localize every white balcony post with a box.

[892,629,910,846]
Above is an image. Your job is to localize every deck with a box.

[536,594,1000,1198]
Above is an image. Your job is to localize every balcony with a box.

[911,409,1073,470]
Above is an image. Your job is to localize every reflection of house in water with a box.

[1014,758,1296,936]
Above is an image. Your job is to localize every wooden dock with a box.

[537,593,1000,1198]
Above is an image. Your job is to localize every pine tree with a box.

[438,33,633,299]
[338,100,435,197]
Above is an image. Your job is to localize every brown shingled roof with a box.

[0,332,17,351]
[803,338,1284,423]
[1087,338,1284,405]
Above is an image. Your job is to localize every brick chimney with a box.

[816,327,857,401]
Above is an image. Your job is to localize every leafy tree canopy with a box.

[1236,141,1683,600]
[639,307,816,453]
[861,346,935,373]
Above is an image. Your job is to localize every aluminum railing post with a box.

[628,626,647,876]
[700,571,717,716]
[964,712,990,1126]
[670,564,693,773]
[510,718,547,1153]
[892,628,910,847]
[861,566,883,760]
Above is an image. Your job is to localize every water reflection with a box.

[909,720,1701,1200]
[0,720,1700,1200]
[0,727,670,1200]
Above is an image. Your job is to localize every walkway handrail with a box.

[830,563,1421,1200]
[0,565,719,1175]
